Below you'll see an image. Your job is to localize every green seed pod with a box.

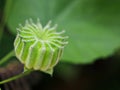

[14,19,68,75]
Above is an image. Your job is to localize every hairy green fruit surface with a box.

[14,19,68,75]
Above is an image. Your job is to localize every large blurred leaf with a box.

[7,0,120,64]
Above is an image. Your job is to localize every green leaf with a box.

[7,0,120,64]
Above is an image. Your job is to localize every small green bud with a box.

[14,19,68,75]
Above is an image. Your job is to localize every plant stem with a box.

[0,50,15,66]
[0,70,32,84]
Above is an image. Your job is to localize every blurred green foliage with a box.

[1,0,120,64]
[0,1,120,90]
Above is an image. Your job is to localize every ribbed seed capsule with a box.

[14,19,68,75]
